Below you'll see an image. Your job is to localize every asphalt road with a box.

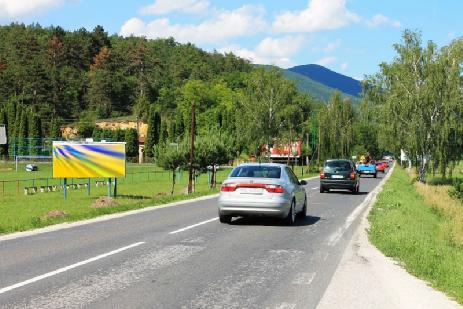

[0,173,386,309]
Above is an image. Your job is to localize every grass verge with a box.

[0,162,318,235]
[368,167,463,304]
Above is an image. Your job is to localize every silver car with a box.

[218,163,308,224]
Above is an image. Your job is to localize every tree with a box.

[145,107,161,158]
[236,68,298,154]
[28,111,42,156]
[125,128,139,157]
[194,132,231,188]
[318,92,355,160]
[17,109,29,156]
[87,46,113,118]
[156,141,188,195]
[364,30,463,179]
[49,117,63,138]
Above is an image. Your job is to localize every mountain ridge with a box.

[287,64,362,97]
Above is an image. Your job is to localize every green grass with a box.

[0,163,232,234]
[369,167,463,304]
[0,162,318,235]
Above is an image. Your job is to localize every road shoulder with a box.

[317,169,462,309]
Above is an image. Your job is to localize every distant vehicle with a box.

[320,159,360,194]
[357,161,377,178]
[218,163,307,225]
[375,161,388,173]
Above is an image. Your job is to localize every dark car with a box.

[320,159,360,194]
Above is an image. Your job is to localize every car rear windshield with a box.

[324,161,352,172]
[230,166,281,178]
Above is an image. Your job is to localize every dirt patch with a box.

[155,192,167,197]
[90,197,119,209]
[41,210,68,220]
[0,167,13,172]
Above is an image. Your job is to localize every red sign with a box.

[262,140,302,158]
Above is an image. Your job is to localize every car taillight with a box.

[221,183,237,192]
[265,184,285,193]
[350,171,356,180]
[320,171,326,179]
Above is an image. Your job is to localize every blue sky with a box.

[0,0,460,80]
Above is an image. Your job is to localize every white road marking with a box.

[0,242,145,295]
[169,217,218,234]
[327,166,394,247]
[311,187,319,190]
[16,245,204,308]
[0,194,219,243]
[292,272,316,285]
[327,197,368,247]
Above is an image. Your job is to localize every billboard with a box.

[53,142,126,178]
[262,140,302,158]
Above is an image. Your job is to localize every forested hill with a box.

[0,23,319,157]
[288,64,362,97]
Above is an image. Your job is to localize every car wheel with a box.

[297,196,307,219]
[374,173,377,178]
[320,186,324,193]
[219,214,232,224]
[285,200,296,225]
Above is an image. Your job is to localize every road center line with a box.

[169,218,218,234]
[0,242,145,295]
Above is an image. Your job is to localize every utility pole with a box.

[317,122,321,169]
[188,101,196,194]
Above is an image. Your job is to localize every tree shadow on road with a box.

[230,215,321,227]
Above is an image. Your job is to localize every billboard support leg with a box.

[64,178,67,200]
[108,178,112,198]
[88,178,91,196]
[114,178,117,198]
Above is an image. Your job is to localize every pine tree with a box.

[49,117,63,139]
[6,98,16,156]
[17,109,29,156]
[125,128,139,157]
[28,112,42,156]
[145,107,161,158]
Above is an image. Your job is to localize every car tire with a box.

[297,196,307,219]
[320,186,324,193]
[374,173,377,178]
[284,200,296,225]
[219,214,232,224]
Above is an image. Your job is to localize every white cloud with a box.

[273,0,359,33]
[366,14,401,28]
[218,38,301,69]
[323,39,342,53]
[315,56,337,66]
[340,62,348,71]
[140,0,209,15]
[255,36,306,59]
[120,5,267,44]
[0,0,64,18]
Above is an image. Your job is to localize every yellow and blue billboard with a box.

[52,142,126,178]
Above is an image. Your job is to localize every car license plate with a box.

[332,175,344,179]
[242,188,263,194]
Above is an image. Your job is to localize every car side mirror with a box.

[299,180,308,186]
